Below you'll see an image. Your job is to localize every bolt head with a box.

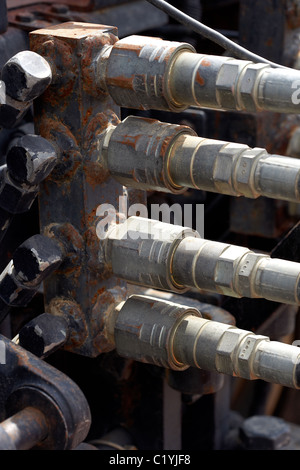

[19,313,69,358]
[0,167,36,214]
[0,95,31,129]
[0,261,34,306]
[1,51,52,102]
[239,64,268,112]
[6,134,57,186]
[239,416,291,450]
[13,234,63,287]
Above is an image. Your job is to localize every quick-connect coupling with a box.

[172,315,300,389]
[104,35,195,111]
[112,295,201,370]
[111,295,300,389]
[102,35,300,114]
[104,116,300,203]
[104,217,300,305]
[103,216,200,292]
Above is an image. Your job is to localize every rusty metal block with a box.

[30,22,128,357]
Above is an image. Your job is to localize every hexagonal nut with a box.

[236,334,268,379]
[213,150,236,195]
[236,252,269,298]
[239,415,291,450]
[0,167,37,214]
[234,148,267,198]
[0,260,35,306]
[6,134,57,186]
[18,313,69,358]
[239,64,270,111]
[0,95,31,129]
[1,51,52,102]
[216,62,240,109]
[215,244,249,295]
[215,327,250,375]
[13,234,63,287]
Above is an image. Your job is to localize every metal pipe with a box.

[0,407,48,450]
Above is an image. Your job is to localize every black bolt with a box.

[13,234,63,287]
[0,96,31,129]
[7,134,57,186]
[18,313,69,358]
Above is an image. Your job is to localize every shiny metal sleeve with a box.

[172,236,300,304]
[169,53,300,113]
[172,315,300,389]
[105,116,300,203]
[168,135,300,201]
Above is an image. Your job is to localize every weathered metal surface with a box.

[239,0,286,64]
[105,35,195,111]
[0,334,91,449]
[106,115,195,193]
[7,2,168,38]
[30,22,128,357]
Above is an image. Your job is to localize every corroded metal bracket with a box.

[30,22,128,357]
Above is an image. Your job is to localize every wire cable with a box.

[145,0,291,69]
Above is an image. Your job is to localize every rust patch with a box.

[120,134,142,149]
[90,286,127,355]
[196,70,205,86]
[81,33,118,96]
[49,297,89,351]
[108,75,135,89]
[84,160,108,188]
[114,42,144,54]
[201,59,211,67]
